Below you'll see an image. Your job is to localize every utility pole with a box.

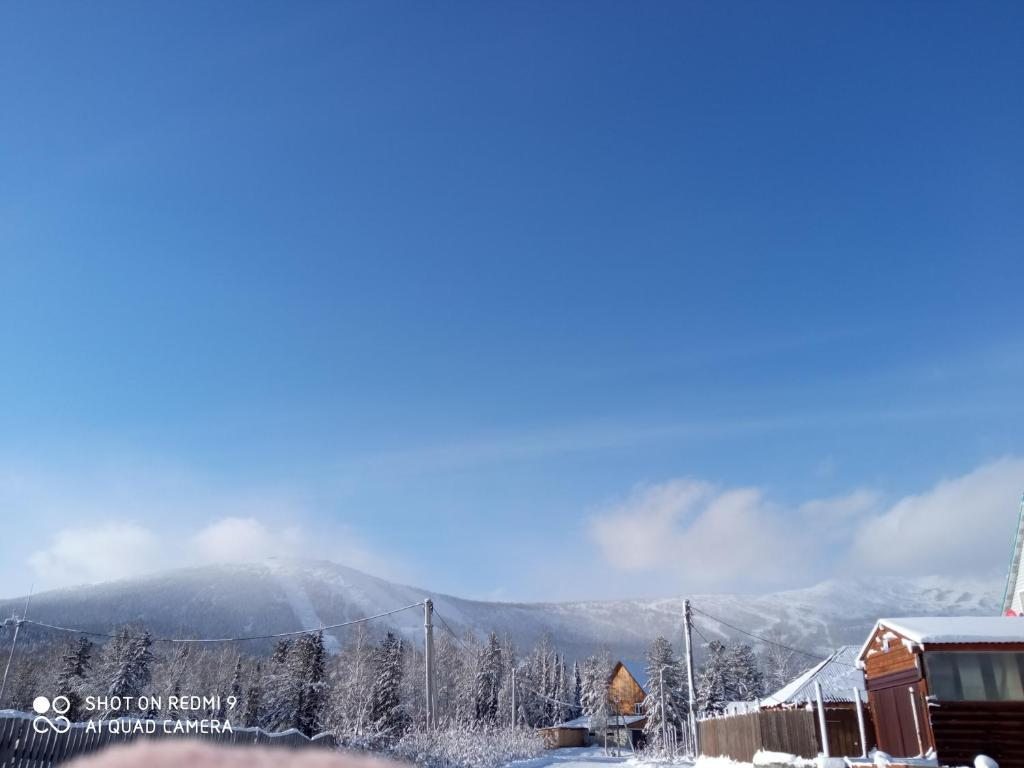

[424,599,436,730]
[0,589,32,707]
[683,599,699,756]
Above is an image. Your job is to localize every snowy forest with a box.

[0,623,800,768]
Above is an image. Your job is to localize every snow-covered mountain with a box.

[0,560,1000,666]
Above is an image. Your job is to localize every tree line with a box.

[0,621,799,754]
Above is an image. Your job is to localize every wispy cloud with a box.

[341,403,1018,480]
[0,463,406,596]
[848,457,1024,577]
[23,515,399,593]
[587,458,1023,594]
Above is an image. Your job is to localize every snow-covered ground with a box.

[507,747,694,768]
[505,748,836,768]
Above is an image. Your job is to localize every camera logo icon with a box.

[32,695,72,734]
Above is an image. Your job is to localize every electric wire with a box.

[11,602,425,644]
[432,609,474,654]
[690,605,854,667]
[690,620,711,645]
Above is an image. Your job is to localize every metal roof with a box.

[761,646,865,707]
[546,714,646,730]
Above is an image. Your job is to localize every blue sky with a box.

[2,1,1023,601]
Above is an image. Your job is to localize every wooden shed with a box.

[539,723,588,748]
[858,617,1024,768]
[540,714,647,749]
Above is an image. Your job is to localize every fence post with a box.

[907,687,923,756]
[853,688,868,758]
[814,680,830,757]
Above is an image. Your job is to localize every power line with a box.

[513,679,580,711]
[16,602,425,644]
[690,620,710,645]
[432,609,474,655]
[690,605,854,667]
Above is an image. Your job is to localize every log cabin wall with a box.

[607,663,646,716]
[862,627,919,679]
[862,625,935,758]
[928,702,1024,768]
[861,622,1024,768]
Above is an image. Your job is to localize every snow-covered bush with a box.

[388,724,544,768]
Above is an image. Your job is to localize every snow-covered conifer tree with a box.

[474,632,502,723]
[55,637,92,722]
[642,636,687,752]
[496,635,517,726]
[102,627,154,712]
[368,631,407,740]
[695,641,728,716]
[244,662,263,727]
[555,655,575,723]
[580,651,612,747]
[572,659,582,713]
[724,643,764,702]
[292,631,328,736]
[262,639,299,730]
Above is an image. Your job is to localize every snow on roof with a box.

[761,646,864,707]
[859,617,1024,659]
[546,714,646,730]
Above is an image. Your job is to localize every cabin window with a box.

[924,652,1024,701]
[634,703,643,715]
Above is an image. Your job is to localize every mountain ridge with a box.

[0,559,1001,666]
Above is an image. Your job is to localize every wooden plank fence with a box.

[0,712,337,767]
[698,708,875,763]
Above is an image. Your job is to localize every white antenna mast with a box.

[1001,494,1024,615]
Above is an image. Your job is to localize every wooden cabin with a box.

[608,661,647,716]
[858,617,1024,768]
[541,661,648,749]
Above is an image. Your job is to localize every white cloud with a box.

[22,513,406,593]
[589,479,800,591]
[848,457,1024,577]
[589,459,1023,592]
[28,522,168,589]
[1,463,408,595]
[189,515,402,580]
[192,517,305,563]
[590,479,715,571]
